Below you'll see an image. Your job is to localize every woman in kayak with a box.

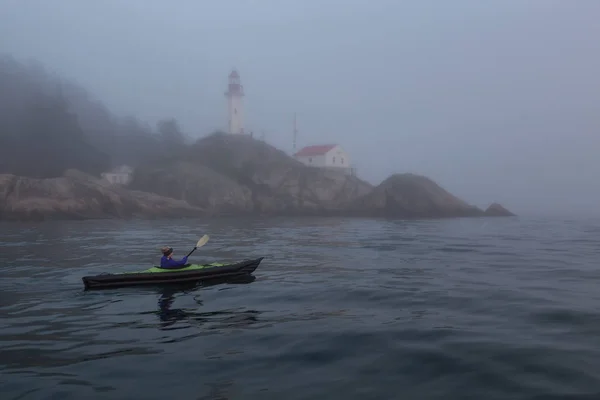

[160,246,189,269]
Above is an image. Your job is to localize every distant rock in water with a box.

[484,202,516,217]
[0,169,201,221]
[349,173,484,218]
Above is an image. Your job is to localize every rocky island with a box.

[0,133,514,221]
[0,54,514,222]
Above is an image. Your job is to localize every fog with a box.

[1,0,599,217]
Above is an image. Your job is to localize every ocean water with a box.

[1,215,600,399]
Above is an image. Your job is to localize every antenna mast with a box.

[293,112,298,153]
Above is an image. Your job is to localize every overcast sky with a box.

[1,0,599,216]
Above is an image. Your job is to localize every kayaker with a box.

[160,246,189,269]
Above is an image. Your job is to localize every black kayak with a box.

[82,257,264,290]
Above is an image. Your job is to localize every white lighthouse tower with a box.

[225,69,244,134]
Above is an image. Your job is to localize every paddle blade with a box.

[195,234,210,248]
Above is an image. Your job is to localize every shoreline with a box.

[0,211,518,224]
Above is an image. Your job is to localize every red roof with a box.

[229,69,239,78]
[294,144,337,157]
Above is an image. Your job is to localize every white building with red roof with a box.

[293,144,353,175]
[101,165,133,185]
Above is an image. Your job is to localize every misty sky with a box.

[2,0,600,216]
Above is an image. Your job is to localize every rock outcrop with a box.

[130,161,254,216]
[349,173,484,218]
[0,169,202,221]
[0,134,516,221]
[484,202,516,217]
[130,133,374,216]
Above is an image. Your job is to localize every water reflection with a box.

[197,380,235,400]
[155,275,258,330]
[156,283,202,328]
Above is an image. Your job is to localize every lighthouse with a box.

[225,69,244,134]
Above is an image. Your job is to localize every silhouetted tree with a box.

[0,53,193,177]
[157,118,185,145]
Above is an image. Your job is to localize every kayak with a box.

[82,257,264,290]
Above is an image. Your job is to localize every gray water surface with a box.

[1,216,600,399]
